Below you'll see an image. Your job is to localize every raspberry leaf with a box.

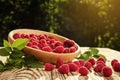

[3,40,12,52]
[12,38,28,50]
[0,48,10,56]
[90,48,99,55]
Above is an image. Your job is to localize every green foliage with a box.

[0,0,120,50]
[77,48,106,61]
[0,39,43,72]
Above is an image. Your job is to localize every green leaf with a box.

[24,56,43,68]
[10,48,24,58]
[3,40,12,52]
[0,61,4,72]
[12,38,28,50]
[93,54,107,60]
[90,48,99,55]
[0,48,10,56]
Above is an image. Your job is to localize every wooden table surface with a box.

[0,47,120,80]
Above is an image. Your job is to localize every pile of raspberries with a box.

[13,32,77,53]
[45,57,120,77]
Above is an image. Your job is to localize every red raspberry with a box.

[53,46,64,53]
[68,63,79,72]
[56,58,64,68]
[70,47,76,53]
[32,41,38,45]
[79,60,85,66]
[45,63,54,71]
[40,39,47,44]
[113,62,120,72]
[32,45,39,49]
[27,42,33,47]
[64,39,75,47]
[88,58,95,66]
[49,39,55,44]
[37,44,44,49]
[58,64,70,74]
[39,35,47,39]
[42,46,52,52]
[64,48,70,53]
[96,61,106,66]
[13,32,21,39]
[73,61,81,68]
[79,66,89,76]
[30,34,36,37]
[94,63,105,72]
[21,33,26,38]
[84,62,92,70]
[111,59,118,66]
[101,66,112,77]
[97,57,106,63]
[54,41,63,47]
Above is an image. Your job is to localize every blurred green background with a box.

[0,0,120,50]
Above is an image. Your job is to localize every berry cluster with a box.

[45,57,114,77]
[13,32,77,53]
[93,57,112,77]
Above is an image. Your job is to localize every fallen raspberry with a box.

[79,66,89,76]
[111,59,118,66]
[94,63,105,72]
[58,64,70,74]
[42,46,52,52]
[56,58,64,68]
[68,63,79,72]
[79,60,85,66]
[73,61,81,68]
[70,47,76,53]
[88,58,95,66]
[113,62,120,72]
[53,46,64,53]
[97,57,106,63]
[84,62,92,70]
[101,66,112,77]
[96,61,106,66]
[45,63,55,71]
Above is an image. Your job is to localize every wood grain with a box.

[0,47,120,80]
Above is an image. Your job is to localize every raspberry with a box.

[94,63,105,72]
[45,63,54,71]
[101,66,112,77]
[54,41,63,47]
[68,63,79,72]
[70,47,76,53]
[39,35,47,39]
[58,64,70,74]
[49,39,55,44]
[79,60,85,66]
[96,61,106,66]
[97,57,106,63]
[53,46,64,53]
[32,45,39,49]
[84,62,92,70]
[79,66,89,76]
[32,41,38,45]
[27,42,33,47]
[88,58,95,66]
[111,59,118,66]
[64,48,70,53]
[73,61,81,68]
[56,58,64,68]
[64,39,75,47]
[13,32,21,39]
[40,39,47,44]
[42,46,52,52]
[30,34,36,37]
[21,33,26,38]
[113,62,120,72]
